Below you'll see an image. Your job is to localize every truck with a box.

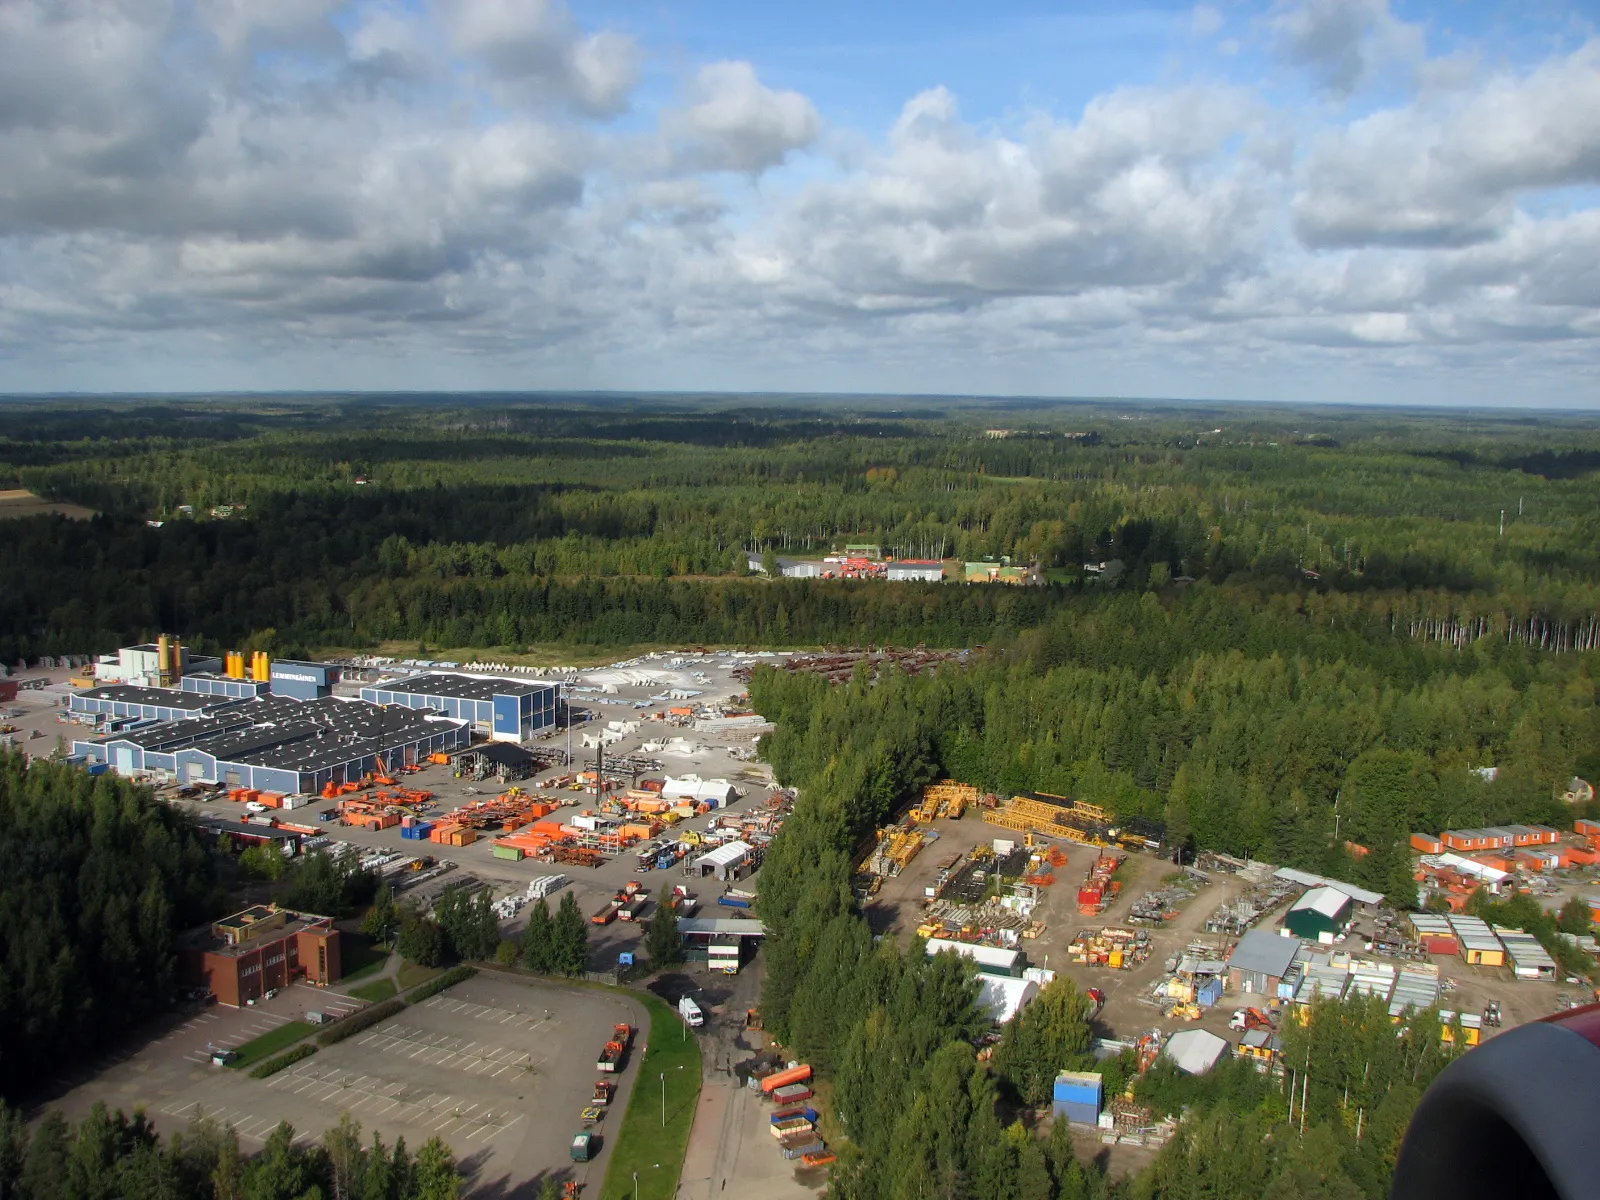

[618,897,649,922]
[596,1023,633,1072]
[591,900,620,926]
[592,1079,618,1106]
[570,1132,594,1162]
[679,996,704,1027]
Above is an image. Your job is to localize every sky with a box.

[2,0,1599,406]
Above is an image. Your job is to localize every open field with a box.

[44,972,648,1195]
[0,488,95,520]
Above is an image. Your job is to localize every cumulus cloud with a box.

[1269,0,1424,96]
[1295,43,1600,247]
[737,83,1270,314]
[443,0,640,116]
[0,0,1598,401]
[666,61,822,174]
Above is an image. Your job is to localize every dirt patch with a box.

[0,489,96,520]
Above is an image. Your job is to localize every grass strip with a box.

[349,978,398,1003]
[250,1043,317,1078]
[226,1021,315,1069]
[598,992,702,1200]
[404,965,476,1004]
[397,960,442,990]
[316,998,406,1046]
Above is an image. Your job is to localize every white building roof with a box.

[1227,928,1300,978]
[1163,1029,1230,1076]
[693,840,752,869]
[978,976,1039,1023]
[925,938,1023,971]
[677,918,766,937]
[1272,867,1383,907]
[1290,885,1354,920]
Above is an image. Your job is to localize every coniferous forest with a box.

[3,394,1600,1197]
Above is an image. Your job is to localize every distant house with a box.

[1562,776,1596,805]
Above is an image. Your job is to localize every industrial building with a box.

[1284,886,1355,943]
[886,560,946,582]
[925,937,1027,978]
[1270,868,1384,908]
[73,693,471,793]
[91,636,214,687]
[179,904,341,1007]
[1227,929,1301,996]
[691,840,755,881]
[677,917,765,974]
[359,672,558,742]
[268,659,342,700]
[70,684,240,726]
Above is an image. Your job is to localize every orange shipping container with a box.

[1410,833,1443,854]
[258,792,285,809]
[761,1065,813,1094]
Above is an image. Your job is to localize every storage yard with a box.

[860,784,1597,1169]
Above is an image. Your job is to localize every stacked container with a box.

[1052,1070,1102,1126]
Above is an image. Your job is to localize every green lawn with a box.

[397,961,441,990]
[599,993,703,1200]
[227,1021,315,1069]
[349,978,398,1003]
[340,938,391,983]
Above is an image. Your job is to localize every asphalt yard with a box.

[46,973,647,1195]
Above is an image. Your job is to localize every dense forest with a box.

[2,397,1598,662]
[0,751,219,1099]
[0,1102,466,1200]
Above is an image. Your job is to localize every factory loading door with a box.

[115,747,134,773]
[185,762,205,783]
[224,770,242,788]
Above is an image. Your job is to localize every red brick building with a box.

[180,904,341,1006]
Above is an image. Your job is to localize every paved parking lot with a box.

[46,974,646,1194]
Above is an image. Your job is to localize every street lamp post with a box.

[660,1071,666,1126]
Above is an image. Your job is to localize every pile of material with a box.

[1069,926,1152,968]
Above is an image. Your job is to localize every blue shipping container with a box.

[1053,1100,1100,1126]
[718,896,751,909]
[1052,1071,1103,1105]
[1197,978,1223,1007]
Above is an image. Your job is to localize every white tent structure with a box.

[1163,1029,1230,1076]
[664,775,739,804]
[979,976,1040,1023]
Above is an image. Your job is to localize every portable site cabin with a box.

[1447,915,1506,967]
[1284,886,1354,944]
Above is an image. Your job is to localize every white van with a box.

[678,996,704,1028]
